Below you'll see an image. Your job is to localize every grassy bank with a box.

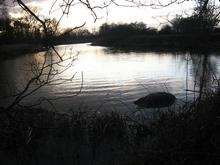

[0,91,219,164]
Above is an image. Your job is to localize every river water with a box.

[0,43,220,114]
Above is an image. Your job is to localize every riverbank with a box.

[2,33,220,61]
[0,43,47,60]
[0,39,93,61]
[0,91,219,164]
[93,33,220,53]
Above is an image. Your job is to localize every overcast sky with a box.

[5,0,220,30]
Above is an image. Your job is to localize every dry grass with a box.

[0,92,219,165]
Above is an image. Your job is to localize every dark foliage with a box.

[0,92,219,164]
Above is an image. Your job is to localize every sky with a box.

[4,0,220,31]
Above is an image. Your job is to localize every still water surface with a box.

[0,43,220,113]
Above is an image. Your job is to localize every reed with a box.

[0,91,219,164]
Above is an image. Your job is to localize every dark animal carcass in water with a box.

[134,92,176,108]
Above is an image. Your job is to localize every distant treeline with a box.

[94,13,220,51]
[1,7,220,51]
[0,14,93,45]
[94,23,220,51]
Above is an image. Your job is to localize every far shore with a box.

[2,33,220,61]
[0,43,47,60]
[0,40,91,60]
[92,33,220,53]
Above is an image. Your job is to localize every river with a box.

[0,43,219,115]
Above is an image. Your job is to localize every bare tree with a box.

[0,0,203,110]
[2,0,217,109]
[0,0,9,33]
[1,0,83,111]
[0,0,8,18]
